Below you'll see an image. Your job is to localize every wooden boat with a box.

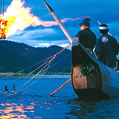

[72,42,119,99]
[43,0,119,99]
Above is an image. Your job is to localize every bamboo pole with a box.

[43,0,72,43]
[43,0,73,96]
[97,21,112,36]
[48,78,72,97]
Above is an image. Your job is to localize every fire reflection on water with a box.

[0,101,36,119]
[0,100,54,119]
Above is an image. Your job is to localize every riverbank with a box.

[41,74,71,79]
[0,72,71,78]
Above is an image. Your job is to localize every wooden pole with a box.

[43,0,72,43]
[43,1,72,97]
[97,21,112,36]
[48,78,72,97]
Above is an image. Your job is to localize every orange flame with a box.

[3,0,42,37]
[1,0,88,39]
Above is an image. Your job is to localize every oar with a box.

[48,78,72,97]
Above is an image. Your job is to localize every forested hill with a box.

[0,40,71,72]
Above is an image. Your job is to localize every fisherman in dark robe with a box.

[95,24,118,69]
[75,18,97,51]
[72,18,97,66]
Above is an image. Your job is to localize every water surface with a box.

[0,77,119,119]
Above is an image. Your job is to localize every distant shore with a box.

[0,72,71,79]
[41,74,71,79]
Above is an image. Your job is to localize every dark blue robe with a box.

[76,28,97,50]
[95,34,118,68]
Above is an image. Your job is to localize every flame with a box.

[1,0,88,39]
[2,0,42,37]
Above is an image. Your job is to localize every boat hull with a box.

[74,88,109,100]
[72,43,119,99]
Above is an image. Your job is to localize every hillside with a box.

[0,45,33,72]
[0,40,71,72]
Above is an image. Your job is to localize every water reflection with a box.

[67,99,102,118]
[0,99,55,119]
[0,101,39,119]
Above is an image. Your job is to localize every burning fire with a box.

[1,0,42,38]
[0,0,88,39]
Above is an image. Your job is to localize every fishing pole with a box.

[43,0,73,43]
[43,0,74,96]
[48,78,72,97]
[97,21,112,36]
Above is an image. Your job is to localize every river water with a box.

[0,77,119,119]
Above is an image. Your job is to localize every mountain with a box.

[0,44,33,72]
[0,40,71,72]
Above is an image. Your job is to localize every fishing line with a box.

[12,59,50,81]
[22,53,71,94]
[18,65,49,93]
[16,58,53,92]
[1,42,71,81]
[16,60,52,91]
[48,53,71,69]
[21,61,51,94]
[0,54,54,80]
[0,58,50,90]
[0,55,54,93]
[13,60,50,91]
[19,43,71,94]
[17,54,55,73]
[2,43,71,94]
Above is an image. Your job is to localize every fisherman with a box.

[72,18,97,51]
[72,18,97,67]
[95,24,118,70]
[5,86,10,93]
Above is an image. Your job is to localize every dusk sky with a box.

[3,0,119,49]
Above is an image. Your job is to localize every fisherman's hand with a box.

[72,37,79,47]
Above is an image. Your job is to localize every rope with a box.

[18,55,55,93]
[21,61,51,94]
[1,43,71,94]
[16,59,52,92]
[0,54,54,80]
[19,43,71,94]
[1,43,71,81]
[19,58,52,93]
[0,53,54,92]
[48,53,71,69]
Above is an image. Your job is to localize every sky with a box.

[2,0,119,49]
